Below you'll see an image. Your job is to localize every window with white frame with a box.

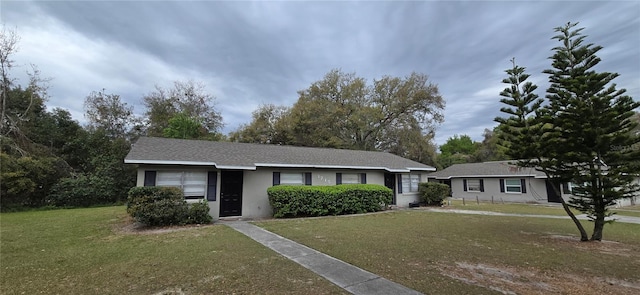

[504,179,522,193]
[341,173,361,184]
[156,171,207,199]
[402,173,421,192]
[280,172,304,185]
[466,179,482,192]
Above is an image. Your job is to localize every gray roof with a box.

[125,137,435,172]
[427,161,547,179]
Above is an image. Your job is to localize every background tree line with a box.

[0,27,226,210]
[0,27,446,211]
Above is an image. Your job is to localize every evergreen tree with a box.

[495,58,590,240]
[543,22,639,241]
[497,22,640,241]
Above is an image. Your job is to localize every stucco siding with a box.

[392,172,428,207]
[241,169,273,219]
[396,193,420,207]
[241,168,386,219]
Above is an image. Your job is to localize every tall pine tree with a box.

[497,22,639,241]
[544,22,639,241]
[496,58,590,241]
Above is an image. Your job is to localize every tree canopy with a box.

[143,80,223,139]
[232,69,444,166]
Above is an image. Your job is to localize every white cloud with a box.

[10,10,229,125]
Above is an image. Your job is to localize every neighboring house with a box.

[427,161,639,207]
[124,137,435,220]
[427,161,567,204]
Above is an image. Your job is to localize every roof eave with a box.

[125,160,434,172]
[427,174,546,179]
[407,167,437,172]
[256,163,433,172]
[124,159,218,166]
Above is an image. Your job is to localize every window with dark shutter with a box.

[463,179,467,191]
[465,179,482,192]
[521,179,527,193]
[503,179,523,193]
[144,171,156,186]
[207,171,217,201]
[336,173,342,185]
[273,172,280,186]
[397,174,403,194]
[499,179,505,193]
[479,179,485,192]
[360,173,367,184]
[305,173,312,185]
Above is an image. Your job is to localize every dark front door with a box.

[220,171,243,217]
[384,173,397,205]
[545,180,562,203]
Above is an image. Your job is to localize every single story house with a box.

[426,161,562,204]
[427,161,639,207]
[124,137,435,220]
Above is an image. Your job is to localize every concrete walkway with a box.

[225,221,422,295]
[424,208,640,224]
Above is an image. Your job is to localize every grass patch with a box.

[613,205,640,218]
[0,206,346,294]
[444,199,579,216]
[446,199,640,218]
[257,211,640,294]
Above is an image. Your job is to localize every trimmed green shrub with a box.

[187,200,213,224]
[127,186,187,226]
[267,184,392,218]
[418,182,450,206]
[126,186,212,226]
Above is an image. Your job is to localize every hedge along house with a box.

[426,161,570,204]
[124,137,436,220]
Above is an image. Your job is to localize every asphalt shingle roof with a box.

[427,161,546,179]
[125,137,435,172]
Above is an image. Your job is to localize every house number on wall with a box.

[316,175,331,184]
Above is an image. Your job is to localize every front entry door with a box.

[384,173,397,205]
[545,180,562,203]
[220,171,243,217]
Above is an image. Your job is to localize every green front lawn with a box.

[613,205,640,218]
[445,199,640,218]
[0,206,346,295]
[258,210,640,294]
[4,205,638,295]
[444,199,579,215]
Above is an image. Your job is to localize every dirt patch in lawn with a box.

[439,262,640,295]
[113,216,215,235]
[544,234,635,257]
[439,234,640,294]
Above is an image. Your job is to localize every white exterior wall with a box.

[136,165,221,220]
[242,168,387,219]
[450,177,550,204]
[241,168,273,219]
[616,177,640,207]
[136,166,393,220]
[394,173,429,207]
[614,196,639,207]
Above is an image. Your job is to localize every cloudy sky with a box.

[2,1,639,146]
